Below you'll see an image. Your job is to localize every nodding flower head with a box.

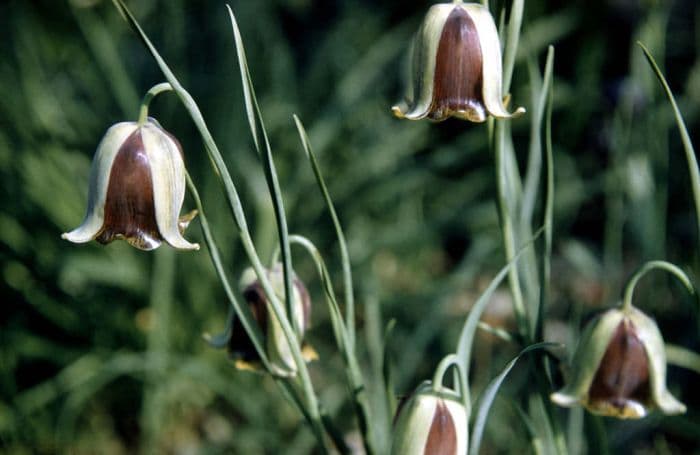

[228,265,315,377]
[391,382,467,455]
[551,306,685,419]
[62,118,199,251]
[393,1,525,122]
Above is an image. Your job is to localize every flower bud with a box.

[62,118,199,251]
[229,265,314,377]
[391,382,467,455]
[551,306,685,419]
[393,1,525,122]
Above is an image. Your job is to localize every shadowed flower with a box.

[62,118,199,251]
[393,1,525,122]
[551,306,685,419]
[229,265,316,377]
[391,382,467,455]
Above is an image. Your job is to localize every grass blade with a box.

[456,227,543,415]
[469,342,560,455]
[293,115,356,348]
[639,42,700,248]
[226,4,297,338]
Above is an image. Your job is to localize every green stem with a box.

[493,121,530,339]
[137,82,173,124]
[621,260,694,313]
[431,354,463,397]
[109,2,328,449]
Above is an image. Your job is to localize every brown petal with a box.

[424,401,458,455]
[96,128,162,250]
[588,320,650,410]
[228,282,269,361]
[429,7,486,122]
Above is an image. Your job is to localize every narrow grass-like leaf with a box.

[227,4,298,338]
[502,0,524,94]
[493,123,530,336]
[666,343,700,376]
[294,115,355,348]
[537,46,555,339]
[383,319,397,418]
[456,227,543,415]
[469,342,560,455]
[477,321,516,343]
[287,234,374,454]
[639,42,700,248]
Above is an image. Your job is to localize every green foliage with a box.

[1,0,699,453]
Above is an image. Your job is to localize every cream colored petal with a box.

[550,309,625,407]
[266,302,298,377]
[391,383,436,455]
[393,4,454,120]
[62,122,139,243]
[142,121,199,251]
[628,307,686,415]
[239,267,258,290]
[443,396,468,455]
[463,4,525,119]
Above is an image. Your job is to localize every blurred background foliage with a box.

[1,0,699,453]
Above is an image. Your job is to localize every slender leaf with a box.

[469,342,560,455]
[294,114,356,348]
[456,227,543,415]
[639,42,700,248]
[226,4,298,338]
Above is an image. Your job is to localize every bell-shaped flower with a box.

[551,306,685,419]
[393,1,525,122]
[62,118,199,251]
[228,265,315,377]
[391,381,467,455]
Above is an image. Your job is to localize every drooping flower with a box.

[392,1,525,122]
[391,382,467,455]
[228,265,316,377]
[62,118,199,251]
[551,306,685,419]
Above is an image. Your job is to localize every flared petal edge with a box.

[628,307,686,415]
[392,4,455,121]
[464,4,525,120]
[142,121,199,251]
[62,122,140,244]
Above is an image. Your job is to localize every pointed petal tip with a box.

[550,391,579,408]
[490,106,526,120]
[392,105,407,119]
[657,391,686,415]
[61,228,97,244]
[166,238,200,251]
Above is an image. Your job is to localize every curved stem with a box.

[431,354,464,399]
[137,82,173,124]
[110,2,328,449]
[621,260,694,313]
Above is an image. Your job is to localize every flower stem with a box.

[137,82,173,125]
[431,354,464,397]
[621,260,694,313]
